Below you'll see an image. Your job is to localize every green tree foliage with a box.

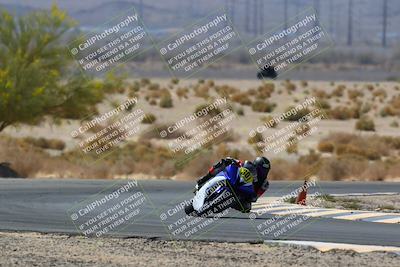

[0,5,105,131]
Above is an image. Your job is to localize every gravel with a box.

[0,231,399,267]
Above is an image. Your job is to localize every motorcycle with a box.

[184,165,243,217]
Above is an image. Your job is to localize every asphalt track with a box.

[0,179,399,246]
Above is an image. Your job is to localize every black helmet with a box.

[253,157,270,181]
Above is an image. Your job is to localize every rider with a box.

[196,156,271,213]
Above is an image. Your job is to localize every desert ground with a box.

[1,79,400,181]
[0,231,399,267]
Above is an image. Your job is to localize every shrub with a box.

[318,141,334,153]
[236,107,244,116]
[283,106,311,121]
[300,80,308,87]
[159,94,173,108]
[23,137,65,150]
[381,95,400,117]
[390,120,399,128]
[257,83,275,99]
[206,80,215,87]
[231,92,252,105]
[171,78,180,85]
[148,83,160,91]
[260,115,277,128]
[176,87,189,99]
[313,89,328,99]
[247,132,263,145]
[142,113,157,124]
[331,85,345,97]
[294,123,311,136]
[140,78,150,86]
[355,116,375,131]
[372,89,387,99]
[329,106,358,120]
[194,84,210,99]
[251,101,276,113]
[365,84,375,91]
[149,99,157,105]
[286,136,298,154]
[347,89,363,100]
[194,103,221,117]
[316,99,331,110]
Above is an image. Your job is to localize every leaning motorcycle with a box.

[184,166,243,217]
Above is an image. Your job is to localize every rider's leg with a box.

[231,198,252,213]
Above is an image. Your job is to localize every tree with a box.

[0,5,105,132]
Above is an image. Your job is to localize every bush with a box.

[317,141,334,153]
[300,80,308,87]
[171,78,180,85]
[355,116,375,131]
[316,99,331,110]
[141,113,157,124]
[390,120,399,128]
[23,137,65,150]
[260,115,277,128]
[329,106,358,120]
[286,136,298,154]
[194,103,221,118]
[283,106,311,121]
[176,87,189,99]
[313,89,328,99]
[148,83,160,91]
[257,83,275,99]
[194,85,210,99]
[236,107,244,116]
[159,95,173,108]
[284,80,296,92]
[251,101,276,113]
[231,92,252,105]
[331,85,345,97]
[347,89,363,100]
[140,78,150,86]
[247,132,263,145]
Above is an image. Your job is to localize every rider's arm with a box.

[208,157,241,176]
[197,158,241,186]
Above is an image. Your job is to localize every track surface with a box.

[0,179,399,246]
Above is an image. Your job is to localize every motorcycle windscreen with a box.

[192,176,227,212]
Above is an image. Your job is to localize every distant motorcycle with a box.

[257,65,277,79]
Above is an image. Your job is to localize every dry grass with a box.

[355,116,375,131]
[231,92,252,106]
[251,101,276,113]
[23,137,65,150]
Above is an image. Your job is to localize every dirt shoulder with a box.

[317,194,400,213]
[0,231,399,267]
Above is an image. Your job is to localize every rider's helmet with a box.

[239,161,257,184]
[253,156,271,182]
